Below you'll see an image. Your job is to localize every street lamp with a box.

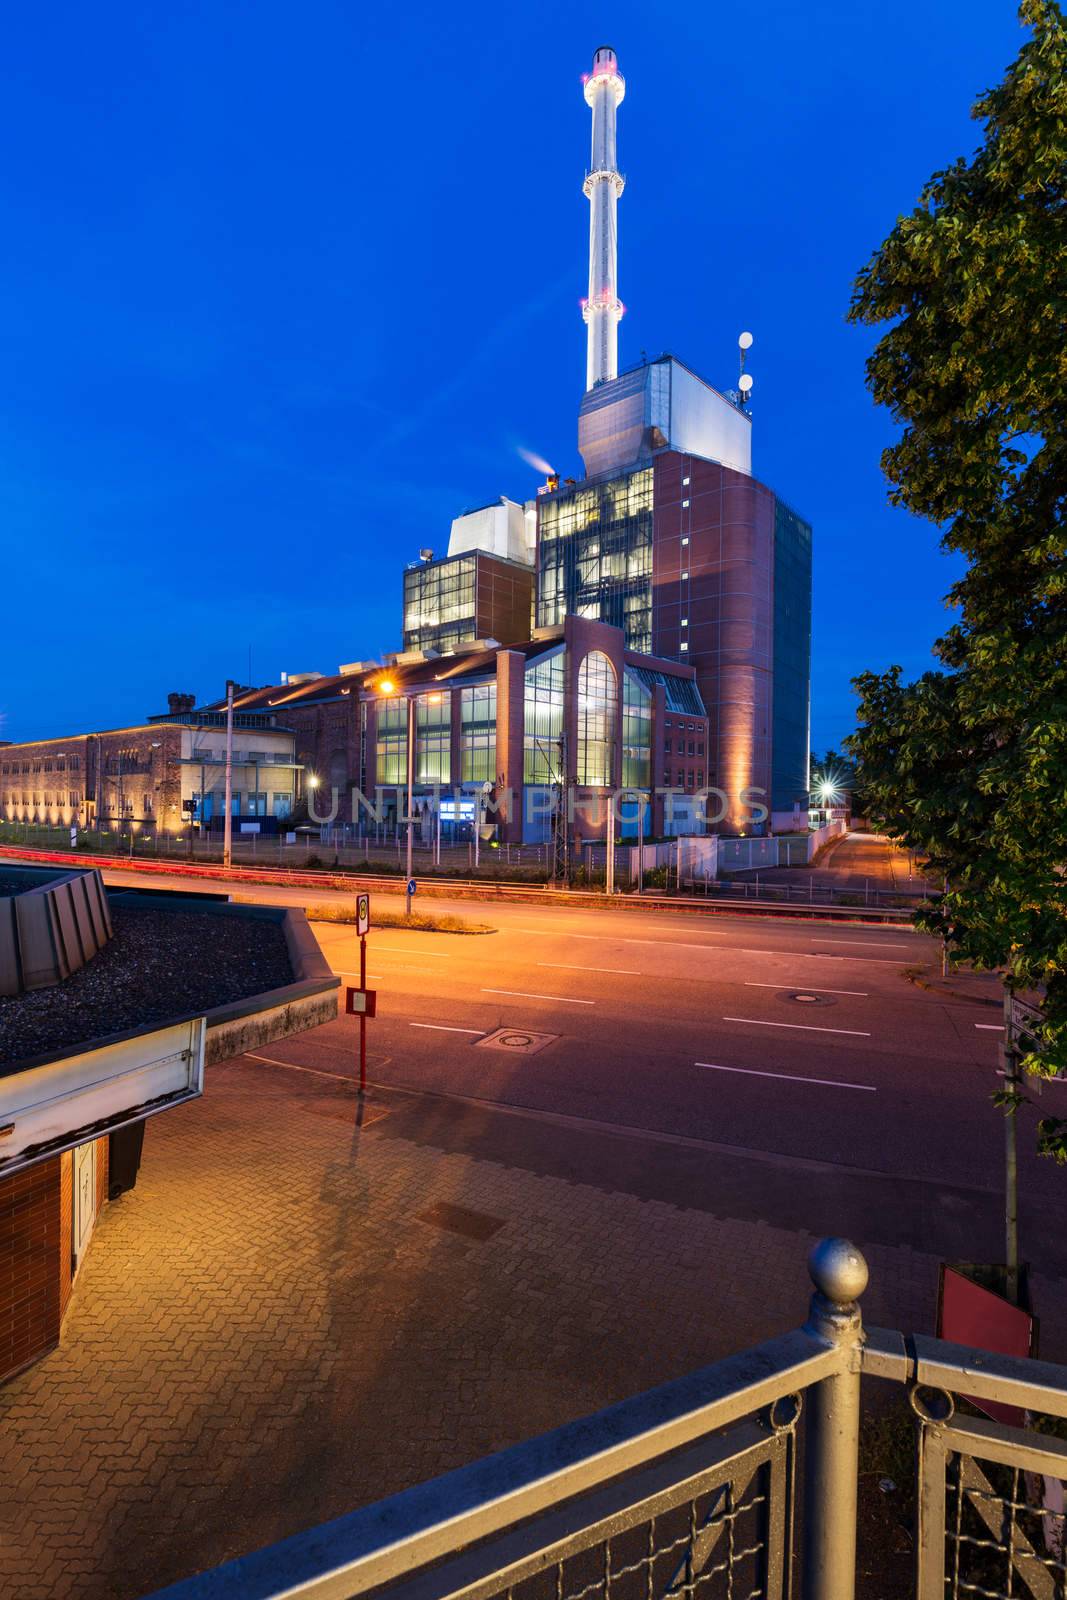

[377,678,414,883]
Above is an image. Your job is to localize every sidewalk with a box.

[1,1054,1063,1600]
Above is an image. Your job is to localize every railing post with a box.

[800,1237,869,1600]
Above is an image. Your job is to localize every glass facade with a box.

[537,468,654,652]
[460,684,496,783]
[416,692,451,784]
[622,670,652,789]
[576,651,617,787]
[403,556,477,654]
[523,651,565,783]
[376,697,408,787]
[771,501,813,811]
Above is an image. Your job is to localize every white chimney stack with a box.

[582,46,626,391]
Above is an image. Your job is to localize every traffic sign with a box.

[1010,996,1043,1047]
[345,987,377,1018]
[407,878,417,896]
[356,893,370,936]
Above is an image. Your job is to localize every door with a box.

[72,1140,98,1273]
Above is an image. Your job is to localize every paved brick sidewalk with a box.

[0,1057,1059,1600]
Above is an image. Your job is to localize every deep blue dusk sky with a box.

[1,1,1026,749]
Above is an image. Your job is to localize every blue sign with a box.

[407,878,417,895]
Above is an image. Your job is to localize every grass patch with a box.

[304,902,496,935]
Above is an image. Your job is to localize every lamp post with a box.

[223,682,234,869]
[376,679,414,884]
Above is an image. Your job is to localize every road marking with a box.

[975,1024,1002,1031]
[722,1015,872,1037]
[744,982,868,997]
[410,1023,484,1036]
[811,938,912,949]
[512,928,911,966]
[482,988,595,1005]
[538,962,642,975]
[244,1052,352,1083]
[696,1061,876,1092]
[374,946,453,957]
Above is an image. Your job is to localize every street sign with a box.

[407,878,417,896]
[356,893,370,936]
[1010,995,1043,1048]
[345,987,377,1018]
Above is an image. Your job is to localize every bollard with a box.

[801,1237,868,1600]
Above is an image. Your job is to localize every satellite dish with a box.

[739,373,754,393]
[738,331,754,351]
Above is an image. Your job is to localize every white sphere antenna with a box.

[737,331,755,409]
[739,373,753,393]
[738,331,754,351]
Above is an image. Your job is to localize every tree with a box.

[846,0,1067,1161]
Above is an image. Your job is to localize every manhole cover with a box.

[475,1027,558,1055]
[416,1202,506,1241]
[785,991,834,1007]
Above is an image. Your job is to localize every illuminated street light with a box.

[378,678,414,885]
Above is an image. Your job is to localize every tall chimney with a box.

[582,46,626,390]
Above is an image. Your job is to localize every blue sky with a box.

[0,0,1026,749]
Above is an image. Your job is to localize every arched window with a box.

[577,651,617,787]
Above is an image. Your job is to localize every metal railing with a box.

[143,1239,1067,1600]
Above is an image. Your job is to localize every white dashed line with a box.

[482,988,596,1005]
[722,1015,872,1037]
[696,1061,876,1092]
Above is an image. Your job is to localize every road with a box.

[13,852,1052,1276]
[76,855,1065,1282]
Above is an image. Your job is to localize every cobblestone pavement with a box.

[1,1056,1061,1600]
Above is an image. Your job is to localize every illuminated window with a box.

[376,697,408,787]
[524,651,565,783]
[682,499,690,509]
[416,692,451,784]
[681,618,688,628]
[622,671,651,789]
[681,536,689,547]
[461,684,496,783]
[577,650,617,788]
[681,571,689,581]
[680,641,689,652]
[682,476,690,486]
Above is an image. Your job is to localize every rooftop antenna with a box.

[738,331,754,410]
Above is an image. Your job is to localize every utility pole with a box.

[406,694,415,885]
[550,729,570,887]
[606,796,615,895]
[636,790,644,895]
[223,682,234,869]
[1002,984,1020,1305]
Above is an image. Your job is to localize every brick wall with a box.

[1,1135,110,1385]
[0,1157,63,1383]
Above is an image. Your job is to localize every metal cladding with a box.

[582,46,626,391]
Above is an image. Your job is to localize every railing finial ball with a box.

[808,1237,869,1305]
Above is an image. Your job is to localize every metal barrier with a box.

[143,1240,1067,1600]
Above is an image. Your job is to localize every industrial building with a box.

[390,44,812,833]
[215,613,710,845]
[0,700,301,837]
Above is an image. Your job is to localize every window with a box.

[461,684,496,783]
[403,556,477,653]
[376,697,408,787]
[272,793,292,818]
[681,537,689,548]
[698,742,704,756]
[680,618,688,628]
[682,499,690,509]
[524,651,565,783]
[622,671,651,790]
[665,739,671,754]
[680,641,688,652]
[416,691,451,785]
[536,467,654,653]
[576,650,617,788]
[681,571,689,581]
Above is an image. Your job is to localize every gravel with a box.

[0,905,294,1070]
[0,867,65,896]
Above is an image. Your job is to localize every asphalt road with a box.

[35,858,1064,1280]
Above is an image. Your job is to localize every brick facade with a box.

[0,1136,108,1385]
[0,728,183,834]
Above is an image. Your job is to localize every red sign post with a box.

[343,893,373,1096]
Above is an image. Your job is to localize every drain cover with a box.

[475,1027,557,1055]
[785,991,834,1007]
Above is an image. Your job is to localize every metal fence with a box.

[144,1239,1067,1600]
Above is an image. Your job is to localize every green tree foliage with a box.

[846,0,1067,1156]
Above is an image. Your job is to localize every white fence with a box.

[677,819,847,884]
